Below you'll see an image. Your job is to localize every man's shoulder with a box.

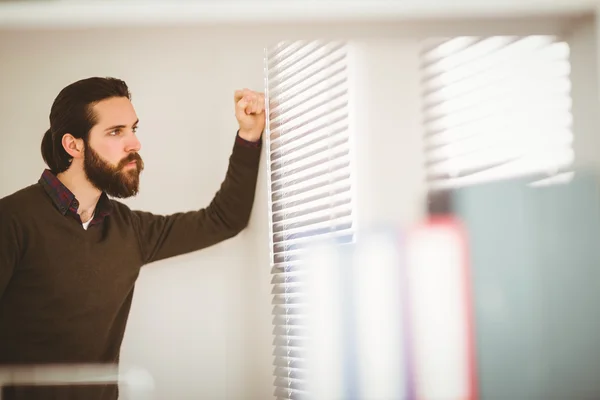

[0,184,45,213]
[107,198,131,213]
[106,198,139,221]
[0,184,47,230]
[106,199,162,225]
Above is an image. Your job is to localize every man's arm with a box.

[0,208,20,300]
[131,133,261,264]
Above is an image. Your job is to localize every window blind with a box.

[420,35,574,190]
[264,40,355,400]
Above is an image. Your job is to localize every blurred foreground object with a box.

[429,169,600,399]
[304,224,477,400]
[0,364,154,400]
[303,169,600,399]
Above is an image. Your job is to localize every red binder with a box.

[405,216,478,400]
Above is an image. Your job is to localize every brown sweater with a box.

[0,136,261,399]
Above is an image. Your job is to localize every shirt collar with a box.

[39,169,112,220]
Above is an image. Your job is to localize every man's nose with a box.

[125,134,141,153]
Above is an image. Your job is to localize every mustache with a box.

[117,152,143,169]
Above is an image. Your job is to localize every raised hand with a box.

[234,88,266,142]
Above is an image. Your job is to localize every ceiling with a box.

[0,0,596,28]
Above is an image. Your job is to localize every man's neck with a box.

[56,167,102,221]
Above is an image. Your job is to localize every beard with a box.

[83,144,144,198]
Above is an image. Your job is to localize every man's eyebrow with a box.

[104,119,139,132]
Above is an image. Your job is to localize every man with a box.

[0,77,265,399]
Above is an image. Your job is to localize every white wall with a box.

[350,39,427,228]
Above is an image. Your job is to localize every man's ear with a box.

[61,133,85,160]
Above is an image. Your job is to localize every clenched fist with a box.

[234,89,266,143]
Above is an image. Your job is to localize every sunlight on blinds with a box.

[265,40,355,400]
[420,36,574,189]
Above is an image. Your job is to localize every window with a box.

[420,36,574,190]
[264,40,355,400]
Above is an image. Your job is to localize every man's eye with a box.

[132,126,138,134]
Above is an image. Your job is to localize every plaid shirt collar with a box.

[39,169,112,226]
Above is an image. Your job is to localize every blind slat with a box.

[271,273,307,285]
[274,377,307,391]
[274,387,309,400]
[273,346,307,360]
[272,173,351,204]
[273,224,354,258]
[272,284,306,295]
[273,202,352,232]
[274,366,307,380]
[272,191,351,223]
[273,357,307,370]
[271,183,351,213]
[272,325,308,336]
[272,306,308,316]
[273,229,354,256]
[272,294,308,306]
[270,261,307,274]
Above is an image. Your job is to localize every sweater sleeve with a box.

[131,133,262,265]
[0,208,20,300]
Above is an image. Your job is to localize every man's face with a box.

[84,97,144,198]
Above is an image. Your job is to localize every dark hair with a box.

[41,77,131,174]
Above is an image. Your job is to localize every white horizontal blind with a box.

[264,40,355,400]
[420,36,574,189]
